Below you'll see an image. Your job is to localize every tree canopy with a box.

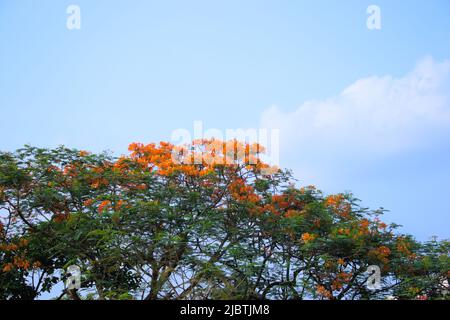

[0,140,448,300]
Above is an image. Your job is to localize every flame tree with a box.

[0,141,448,300]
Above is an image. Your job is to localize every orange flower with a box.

[337,228,350,235]
[378,222,387,229]
[285,210,301,218]
[369,246,391,264]
[378,246,391,256]
[2,244,19,251]
[2,263,14,272]
[331,280,343,291]
[301,233,316,243]
[83,199,94,207]
[13,256,30,270]
[337,271,353,282]
[228,179,260,203]
[360,219,370,229]
[114,200,125,211]
[18,238,29,247]
[98,200,111,213]
[53,213,68,223]
[324,194,351,218]
[316,285,332,299]
[271,195,289,209]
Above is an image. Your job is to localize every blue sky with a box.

[1,0,449,240]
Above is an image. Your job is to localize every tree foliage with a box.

[0,141,448,300]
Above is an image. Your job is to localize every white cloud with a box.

[261,57,450,158]
[260,57,450,238]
